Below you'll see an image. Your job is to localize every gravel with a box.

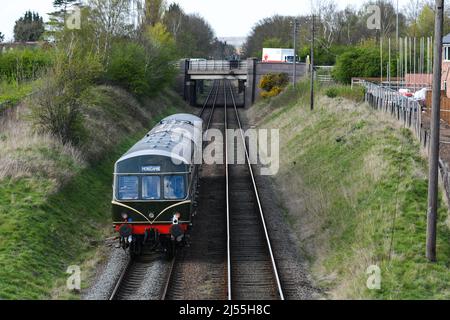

[83,245,171,300]
[83,247,129,300]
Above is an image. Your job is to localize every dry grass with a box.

[0,105,85,186]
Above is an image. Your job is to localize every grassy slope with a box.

[250,84,450,299]
[0,86,190,299]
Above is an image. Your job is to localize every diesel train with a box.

[112,114,203,258]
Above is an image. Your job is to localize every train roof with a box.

[116,114,203,166]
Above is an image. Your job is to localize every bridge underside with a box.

[177,59,308,108]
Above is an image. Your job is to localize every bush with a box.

[333,45,397,84]
[0,48,52,82]
[106,42,149,97]
[325,87,338,98]
[31,48,102,146]
[259,73,289,98]
[324,85,366,102]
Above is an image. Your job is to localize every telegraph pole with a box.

[427,0,444,263]
[293,18,299,87]
[310,14,315,111]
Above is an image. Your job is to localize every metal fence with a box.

[363,81,422,141]
[188,60,248,71]
[359,81,450,208]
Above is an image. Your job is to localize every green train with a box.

[112,114,203,258]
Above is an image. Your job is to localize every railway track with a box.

[163,80,227,300]
[224,80,284,300]
[109,80,284,300]
[109,252,160,300]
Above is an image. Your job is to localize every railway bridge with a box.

[176,59,308,107]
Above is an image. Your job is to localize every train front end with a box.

[112,114,202,258]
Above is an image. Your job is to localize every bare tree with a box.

[89,0,132,59]
[145,0,166,26]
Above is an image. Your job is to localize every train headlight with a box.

[148,212,155,219]
[121,213,128,220]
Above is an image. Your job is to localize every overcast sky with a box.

[0,0,411,41]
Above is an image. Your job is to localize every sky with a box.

[0,0,411,41]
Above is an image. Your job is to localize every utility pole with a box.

[310,14,315,111]
[427,0,444,263]
[293,18,299,87]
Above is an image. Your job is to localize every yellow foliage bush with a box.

[259,73,289,98]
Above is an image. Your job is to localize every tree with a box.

[163,3,183,38]
[145,0,166,27]
[53,0,79,19]
[0,32,4,43]
[14,11,45,42]
[48,0,80,36]
[211,39,237,60]
[89,0,132,60]
[242,15,294,58]
[163,5,216,58]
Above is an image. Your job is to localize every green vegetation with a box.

[332,44,398,84]
[0,48,52,83]
[259,73,289,98]
[13,11,45,42]
[250,82,450,299]
[325,85,366,102]
[0,80,35,105]
[0,48,51,107]
[0,86,190,299]
[0,0,199,299]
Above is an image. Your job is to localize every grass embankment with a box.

[0,86,191,299]
[250,83,450,299]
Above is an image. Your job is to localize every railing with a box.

[361,81,450,210]
[188,60,248,72]
[363,81,422,140]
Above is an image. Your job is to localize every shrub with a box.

[106,42,149,97]
[31,48,102,146]
[325,87,338,98]
[333,45,397,84]
[259,73,289,98]
[0,48,52,82]
[324,85,366,102]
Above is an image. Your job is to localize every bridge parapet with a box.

[189,60,248,72]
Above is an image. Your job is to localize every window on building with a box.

[142,176,161,200]
[118,176,139,200]
[445,46,450,61]
[164,175,186,200]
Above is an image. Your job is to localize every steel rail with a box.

[198,80,217,118]
[226,80,285,300]
[162,81,222,300]
[109,258,133,300]
[205,81,220,132]
[160,257,176,300]
[223,81,232,301]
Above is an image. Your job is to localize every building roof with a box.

[443,33,450,44]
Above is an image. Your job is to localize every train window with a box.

[164,175,186,200]
[117,176,139,200]
[142,176,161,200]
